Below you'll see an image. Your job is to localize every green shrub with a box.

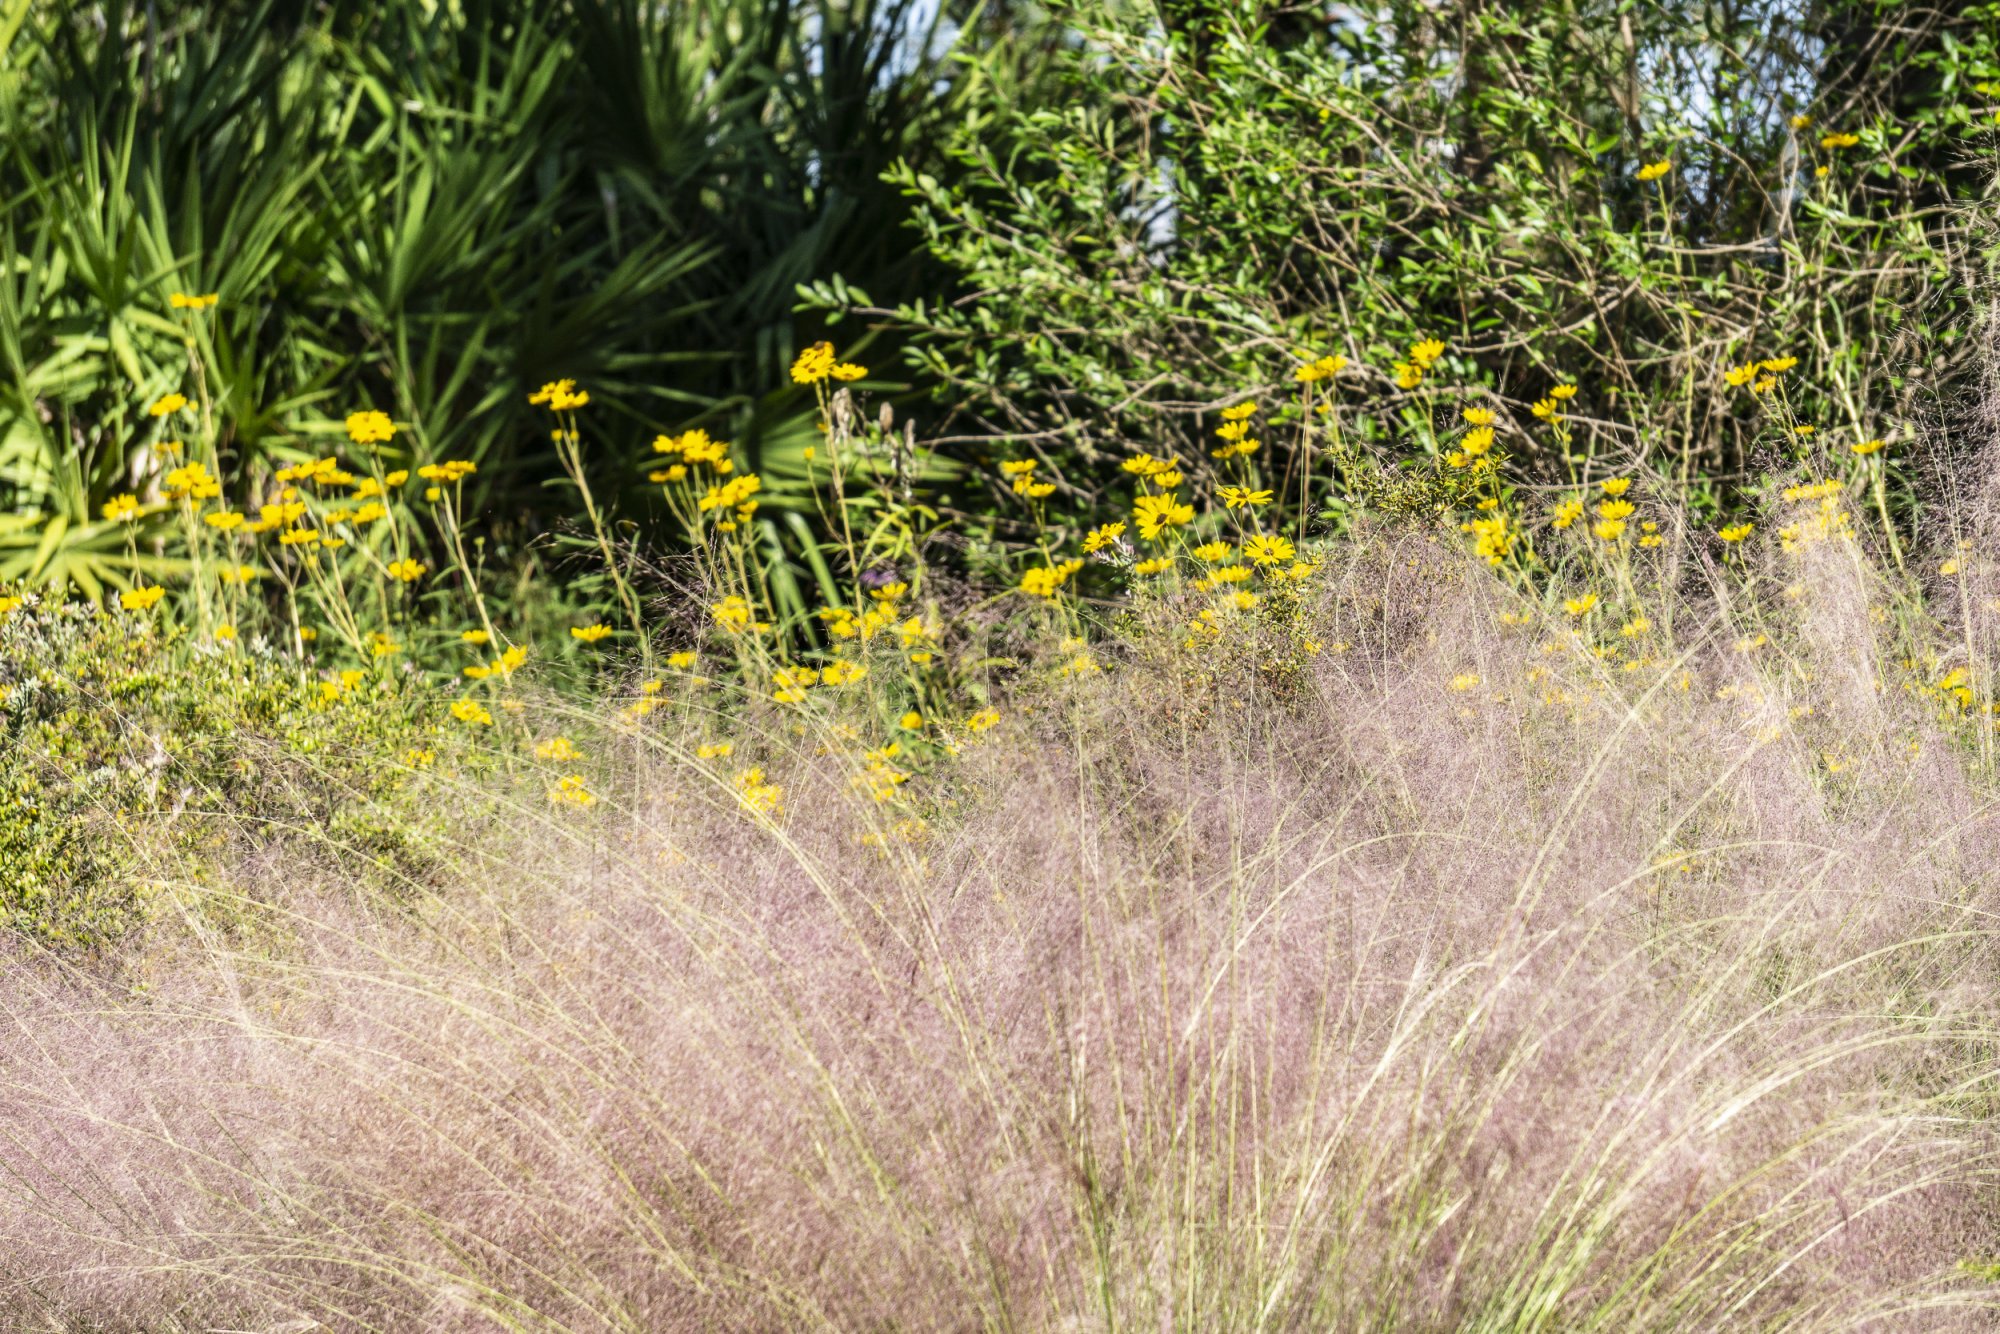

[0,597,449,950]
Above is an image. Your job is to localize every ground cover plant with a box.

[7,0,2000,1328]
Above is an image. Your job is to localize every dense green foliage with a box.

[863,0,2000,524]
[0,0,1031,589]
[2,0,1995,608]
[0,598,448,948]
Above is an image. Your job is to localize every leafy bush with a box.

[0,596,447,949]
[868,0,2000,511]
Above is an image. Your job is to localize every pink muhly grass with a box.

[2,526,2000,1328]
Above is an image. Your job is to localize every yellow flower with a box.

[346,410,396,445]
[711,595,769,634]
[1132,492,1193,540]
[1851,438,1886,456]
[1449,672,1480,691]
[1723,362,1759,387]
[899,711,924,730]
[698,473,764,517]
[1193,541,1234,563]
[734,766,783,814]
[1292,353,1348,383]
[1819,131,1860,150]
[1217,486,1274,509]
[1552,498,1584,529]
[450,698,494,726]
[119,585,165,611]
[163,460,220,499]
[148,392,189,417]
[1082,521,1127,553]
[1564,592,1598,617]
[1133,556,1173,576]
[1393,362,1423,390]
[168,291,218,310]
[1221,401,1257,421]
[697,741,734,759]
[1020,559,1084,598]
[667,650,698,669]
[1548,383,1578,401]
[789,341,838,384]
[1759,356,1798,373]
[830,361,867,381]
[1719,523,1754,543]
[1120,451,1177,479]
[1791,113,1813,130]
[527,379,590,411]
[548,775,597,807]
[572,624,613,642]
[1597,498,1634,521]
[0,595,21,617]
[1462,406,1495,426]
[967,707,1000,732]
[1636,160,1672,181]
[386,558,425,582]
[101,494,143,523]
[1530,397,1560,421]
[1243,534,1296,566]
[1593,518,1627,542]
[1409,338,1446,366]
[1601,477,1631,498]
[1464,513,1511,566]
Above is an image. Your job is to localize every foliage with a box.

[862,0,2000,521]
[0,0,1039,593]
[0,594,446,949]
